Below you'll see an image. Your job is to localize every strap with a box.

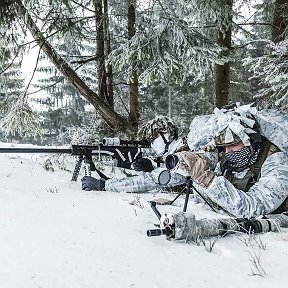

[159,132,171,153]
[234,172,253,192]
[94,167,110,180]
[252,139,280,183]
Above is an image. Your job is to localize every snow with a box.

[0,144,287,288]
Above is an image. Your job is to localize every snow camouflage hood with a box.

[187,104,288,154]
[254,109,288,153]
[138,115,178,142]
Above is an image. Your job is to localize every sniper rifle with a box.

[147,201,288,240]
[0,137,155,181]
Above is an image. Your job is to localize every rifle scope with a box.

[102,137,150,147]
[165,154,179,170]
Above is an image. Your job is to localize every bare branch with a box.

[23,44,43,98]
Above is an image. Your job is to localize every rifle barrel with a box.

[147,229,167,237]
[0,147,72,154]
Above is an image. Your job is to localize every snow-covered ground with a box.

[0,144,287,288]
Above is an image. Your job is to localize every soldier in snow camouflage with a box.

[181,103,288,218]
[81,115,188,193]
[104,115,188,192]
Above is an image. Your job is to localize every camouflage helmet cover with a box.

[214,128,242,146]
[212,103,258,147]
[138,115,178,142]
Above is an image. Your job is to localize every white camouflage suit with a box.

[186,108,288,219]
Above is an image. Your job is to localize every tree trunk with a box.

[214,0,233,108]
[272,0,288,43]
[93,0,110,106]
[128,0,139,130]
[16,0,132,132]
[103,0,114,108]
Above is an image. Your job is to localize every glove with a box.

[81,176,106,191]
[172,151,214,188]
[133,158,154,172]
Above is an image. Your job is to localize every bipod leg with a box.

[84,157,91,176]
[183,177,192,212]
[169,186,186,206]
[71,155,83,181]
[150,201,162,220]
[191,182,218,213]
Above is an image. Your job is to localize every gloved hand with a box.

[81,176,106,191]
[171,151,214,188]
[133,157,154,172]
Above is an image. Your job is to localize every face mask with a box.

[225,146,251,169]
[224,145,260,170]
[151,133,169,156]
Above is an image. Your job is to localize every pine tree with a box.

[0,24,42,141]
[244,0,288,110]
[31,31,94,143]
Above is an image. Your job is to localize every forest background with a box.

[0,0,287,145]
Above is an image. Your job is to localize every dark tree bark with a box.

[128,0,139,130]
[214,29,231,108]
[93,0,111,106]
[16,0,132,132]
[103,0,114,108]
[214,0,233,108]
[272,0,288,42]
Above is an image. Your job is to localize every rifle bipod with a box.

[167,176,192,212]
[71,155,93,181]
[166,176,218,213]
[71,154,110,182]
[71,151,96,181]
[71,155,84,181]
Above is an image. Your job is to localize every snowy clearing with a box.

[0,147,287,288]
